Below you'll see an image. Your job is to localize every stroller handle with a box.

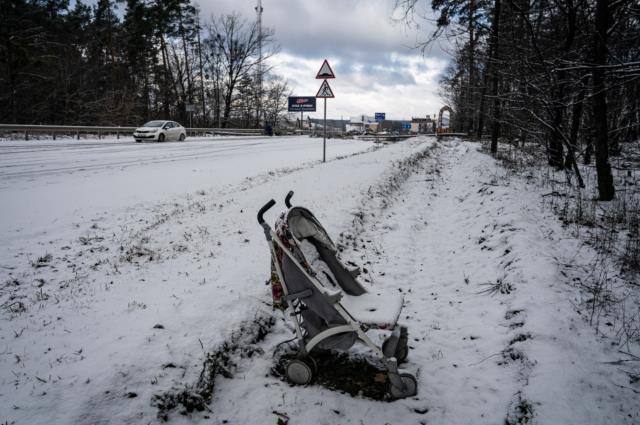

[257,199,276,225]
[285,191,294,208]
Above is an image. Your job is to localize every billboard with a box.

[288,96,317,112]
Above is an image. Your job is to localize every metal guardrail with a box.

[436,132,470,138]
[354,134,418,142]
[0,124,263,140]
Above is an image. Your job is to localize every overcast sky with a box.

[196,0,448,121]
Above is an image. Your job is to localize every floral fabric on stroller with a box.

[258,191,417,399]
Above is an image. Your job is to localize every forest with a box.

[0,0,289,128]
[397,0,640,201]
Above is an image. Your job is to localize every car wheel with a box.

[158,133,165,143]
[179,133,185,141]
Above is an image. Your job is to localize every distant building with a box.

[378,120,404,134]
[308,118,350,132]
[411,115,435,134]
[346,115,376,133]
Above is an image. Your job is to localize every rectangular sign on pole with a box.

[375,112,385,122]
[288,96,317,112]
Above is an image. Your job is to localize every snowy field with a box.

[1,136,638,424]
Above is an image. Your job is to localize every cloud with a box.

[194,0,449,119]
[196,0,449,59]
[271,52,448,121]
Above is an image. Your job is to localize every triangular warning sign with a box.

[316,59,335,79]
[316,80,335,98]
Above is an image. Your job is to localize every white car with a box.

[133,120,187,143]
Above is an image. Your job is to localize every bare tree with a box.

[394,0,639,201]
[204,13,277,128]
[263,75,291,129]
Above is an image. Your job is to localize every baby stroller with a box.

[257,191,417,399]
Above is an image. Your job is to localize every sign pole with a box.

[315,59,335,164]
[300,111,303,130]
[323,98,327,163]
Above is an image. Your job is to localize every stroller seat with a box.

[340,291,403,328]
[290,208,405,330]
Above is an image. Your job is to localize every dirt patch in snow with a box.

[152,314,275,420]
[272,349,390,401]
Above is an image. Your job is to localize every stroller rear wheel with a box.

[389,373,418,399]
[286,359,314,385]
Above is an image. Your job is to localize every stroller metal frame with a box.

[258,192,417,399]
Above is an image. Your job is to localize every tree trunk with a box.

[159,37,171,118]
[489,0,502,154]
[7,37,16,123]
[222,88,233,128]
[592,0,615,201]
[177,6,193,105]
[477,65,489,139]
[632,84,639,141]
[196,21,206,126]
[467,0,477,133]
[565,90,586,188]
[548,83,565,168]
[564,88,586,189]
[548,5,576,168]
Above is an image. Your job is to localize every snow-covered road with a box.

[0,136,373,244]
[1,137,638,424]
[0,136,412,424]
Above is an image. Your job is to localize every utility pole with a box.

[255,0,263,130]
[196,10,206,126]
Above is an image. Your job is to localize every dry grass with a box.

[487,138,640,376]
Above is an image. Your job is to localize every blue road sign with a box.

[288,96,317,112]
[375,112,386,122]
[402,122,411,130]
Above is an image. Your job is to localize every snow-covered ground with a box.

[1,136,638,424]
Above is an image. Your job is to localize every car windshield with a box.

[142,121,165,128]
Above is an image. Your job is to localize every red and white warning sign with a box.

[316,80,335,98]
[315,59,336,79]
[315,59,336,163]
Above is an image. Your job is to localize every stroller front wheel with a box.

[286,359,314,385]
